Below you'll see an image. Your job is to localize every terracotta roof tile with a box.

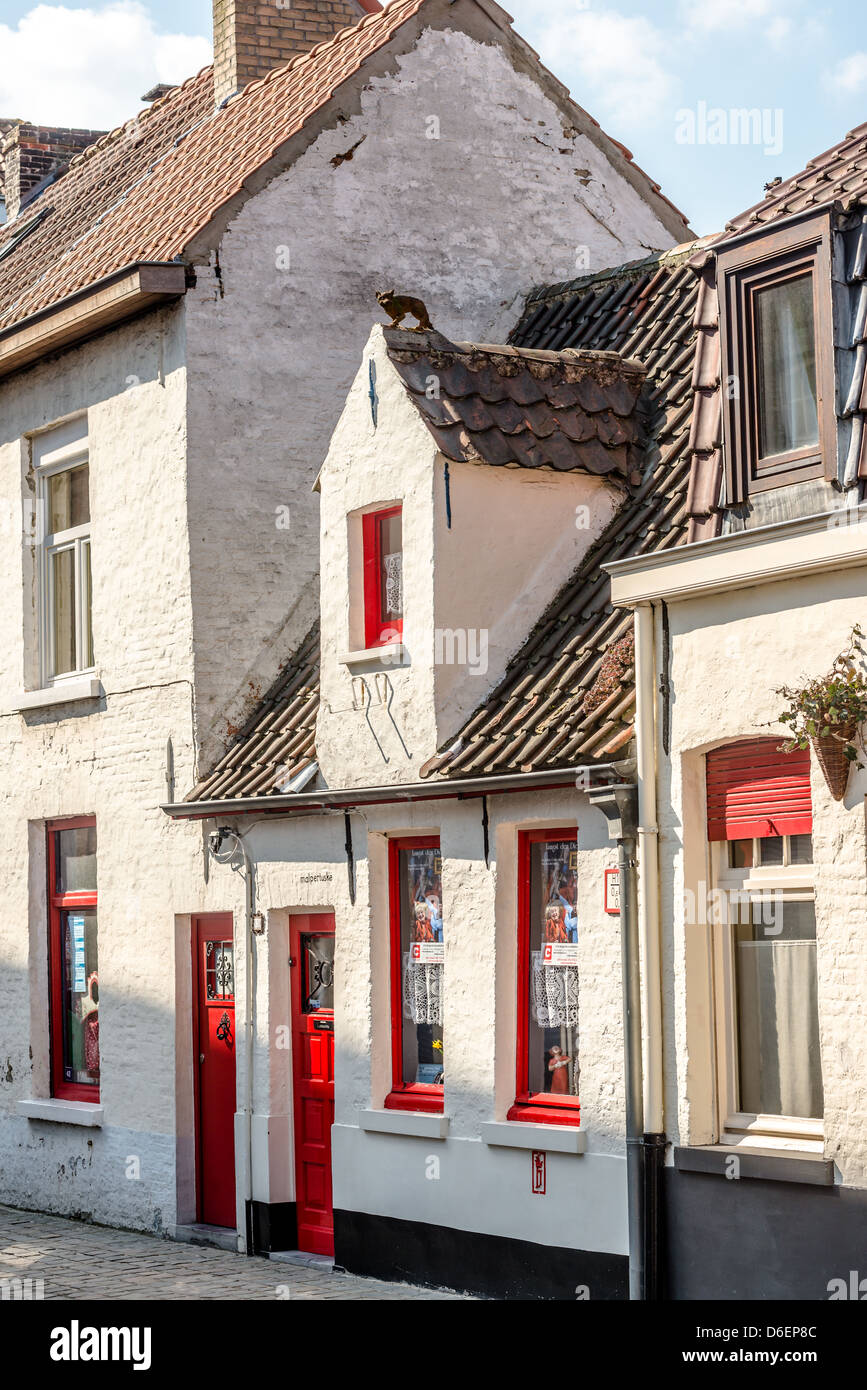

[385,329,648,481]
[186,623,320,801]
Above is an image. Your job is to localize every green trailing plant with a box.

[776,624,867,767]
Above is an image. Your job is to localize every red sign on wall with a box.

[604,867,621,915]
[531,1150,547,1195]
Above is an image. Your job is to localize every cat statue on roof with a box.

[376,289,433,331]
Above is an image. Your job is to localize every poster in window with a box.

[70,914,87,993]
[540,844,579,965]
[408,849,444,963]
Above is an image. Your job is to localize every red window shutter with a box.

[706,739,812,841]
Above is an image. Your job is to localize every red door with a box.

[194,915,237,1228]
[290,914,335,1255]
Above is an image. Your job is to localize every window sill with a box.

[360,1109,449,1140]
[384,1087,443,1115]
[674,1145,833,1186]
[338,645,405,667]
[507,1102,581,1127]
[17,1097,103,1127]
[483,1120,586,1154]
[16,677,103,712]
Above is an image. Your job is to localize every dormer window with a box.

[363,505,403,648]
[718,213,836,501]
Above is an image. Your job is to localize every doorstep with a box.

[269,1249,335,1272]
[173,1223,240,1252]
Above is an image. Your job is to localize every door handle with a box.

[199,1054,205,1064]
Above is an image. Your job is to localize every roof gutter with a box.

[0,261,187,381]
[162,764,627,821]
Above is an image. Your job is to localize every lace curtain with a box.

[531,950,579,1029]
[403,955,442,1026]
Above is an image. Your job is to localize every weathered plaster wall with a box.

[238,786,627,1258]
[315,327,624,786]
[430,454,623,741]
[658,566,867,1187]
[183,20,681,773]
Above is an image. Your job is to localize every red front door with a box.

[194,915,237,1228]
[290,914,335,1255]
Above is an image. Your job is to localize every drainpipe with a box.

[588,782,644,1299]
[208,826,258,1256]
[634,603,666,1297]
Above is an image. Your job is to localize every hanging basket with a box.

[810,725,857,801]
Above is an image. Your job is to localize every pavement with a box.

[0,1204,467,1300]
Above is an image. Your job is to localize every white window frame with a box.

[34,427,94,687]
[710,836,823,1152]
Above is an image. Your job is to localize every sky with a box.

[1,0,866,234]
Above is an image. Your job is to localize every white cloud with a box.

[508,3,676,126]
[680,0,822,47]
[827,52,867,95]
[681,0,777,31]
[766,16,792,44]
[0,2,212,129]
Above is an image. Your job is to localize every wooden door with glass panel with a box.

[194,915,237,1229]
[290,914,336,1255]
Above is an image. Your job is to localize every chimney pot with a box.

[142,83,176,103]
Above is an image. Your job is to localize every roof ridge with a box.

[384,327,645,368]
[521,237,713,308]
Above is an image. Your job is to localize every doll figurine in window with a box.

[544,903,569,943]
[413,900,434,943]
[548,1044,571,1094]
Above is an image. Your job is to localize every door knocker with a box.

[216,1011,233,1044]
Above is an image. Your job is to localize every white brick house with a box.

[0,0,687,1252]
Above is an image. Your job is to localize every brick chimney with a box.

[212,0,382,108]
[1,121,106,221]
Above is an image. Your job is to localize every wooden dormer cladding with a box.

[716,213,836,504]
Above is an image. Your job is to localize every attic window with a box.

[717,213,836,500]
[363,505,403,648]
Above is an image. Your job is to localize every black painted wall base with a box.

[334,1208,628,1300]
[250,1200,297,1254]
[664,1167,867,1300]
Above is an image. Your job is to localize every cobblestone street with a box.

[0,1205,466,1301]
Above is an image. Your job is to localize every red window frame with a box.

[362,505,403,649]
[509,827,581,1127]
[47,815,99,1103]
[385,835,444,1114]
